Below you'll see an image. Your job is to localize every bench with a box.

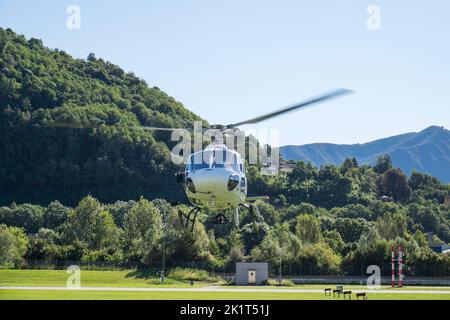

[343,290,352,299]
[333,289,342,297]
[324,288,332,296]
[356,292,367,300]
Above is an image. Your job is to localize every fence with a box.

[23,260,450,278]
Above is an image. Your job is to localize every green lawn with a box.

[2,269,449,291]
[1,269,449,300]
[1,289,449,300]
[228,284,450,291]
[0,269,209,288]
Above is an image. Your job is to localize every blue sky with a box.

[1,0,449,145]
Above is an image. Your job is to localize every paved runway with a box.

[1,286,450,294]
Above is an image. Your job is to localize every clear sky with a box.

[1,0,449,145]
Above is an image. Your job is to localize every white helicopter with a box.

[176,144,258,231]
[49,88,352,231]
[171,88,353,231]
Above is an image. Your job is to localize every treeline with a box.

[1,156,449,276]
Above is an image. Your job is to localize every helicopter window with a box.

[188,151,211,171]
[212,150,226,168]
[232,155,240,172]
[211,151,241,171]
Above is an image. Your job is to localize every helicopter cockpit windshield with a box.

[186,149,241,172]
[211,150,240,171]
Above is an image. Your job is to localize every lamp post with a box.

[159,205,167,283]
[161,226,165,283]
[278,258,282,286]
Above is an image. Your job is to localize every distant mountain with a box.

[280,126,450,183]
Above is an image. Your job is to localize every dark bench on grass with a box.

[333,289,342,297]
[356,292,367,300]
[324,288,332,296]
[343,290,352,299]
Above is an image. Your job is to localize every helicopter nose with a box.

[190,169,233,194]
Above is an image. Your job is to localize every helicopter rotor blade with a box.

[139,126,191,132]
[46,120,189,132]
[225,88,353,128]
[46,121,99,129]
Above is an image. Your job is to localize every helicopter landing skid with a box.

[178,207,201,232]
[239,203,256,223]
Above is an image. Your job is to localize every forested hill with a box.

[0,28,206,205]
[281,126,450,183]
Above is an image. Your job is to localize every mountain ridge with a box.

[280,126,450,183]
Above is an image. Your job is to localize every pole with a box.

[160,208,166,283]
[391,246,395,287]
[278,259,282,286]
[162,229,165,283]
[398,245,403,288]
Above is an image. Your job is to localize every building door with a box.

[248,269,256,284]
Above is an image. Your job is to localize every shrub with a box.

[265,279,295,286]
[168,267,219,282]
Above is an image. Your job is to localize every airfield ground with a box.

[1,269,449,300]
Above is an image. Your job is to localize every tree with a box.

[250,223,301,269]
[106,200,136,228]
[376,168,412,202]
[323,230,345,254]
[0,224,28,267]
[409,171,448,203]
[286,162,318,204]
[296,242,341,275]
[63,196,119,251]
[334,217,372,243]
[295,214,322,244]
[123,197,163,264]
[0,204,44,234]
[240,221,269,253]
[376,211,407,240]
[313,165,352,208]
[254,201,279,225]
[25,228,60,262]
[340,157,358,174]
[335,204,374,221]
[226,230,245,267]
[342,238,389,276]
[159,204,213,264]
[43,201,69,229]
[373,154,393,174]
[281,203,316,223]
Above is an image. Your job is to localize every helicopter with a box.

[171,88,353,231]
[48,88,352,231]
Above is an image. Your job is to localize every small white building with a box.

[235,262,268,285]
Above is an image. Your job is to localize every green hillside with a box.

[0,28,206,205]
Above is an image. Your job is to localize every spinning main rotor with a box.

[47,88,353,133]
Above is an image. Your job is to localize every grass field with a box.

[1,289,450,300]
[0,269,206,287]
[1,269,449,300]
